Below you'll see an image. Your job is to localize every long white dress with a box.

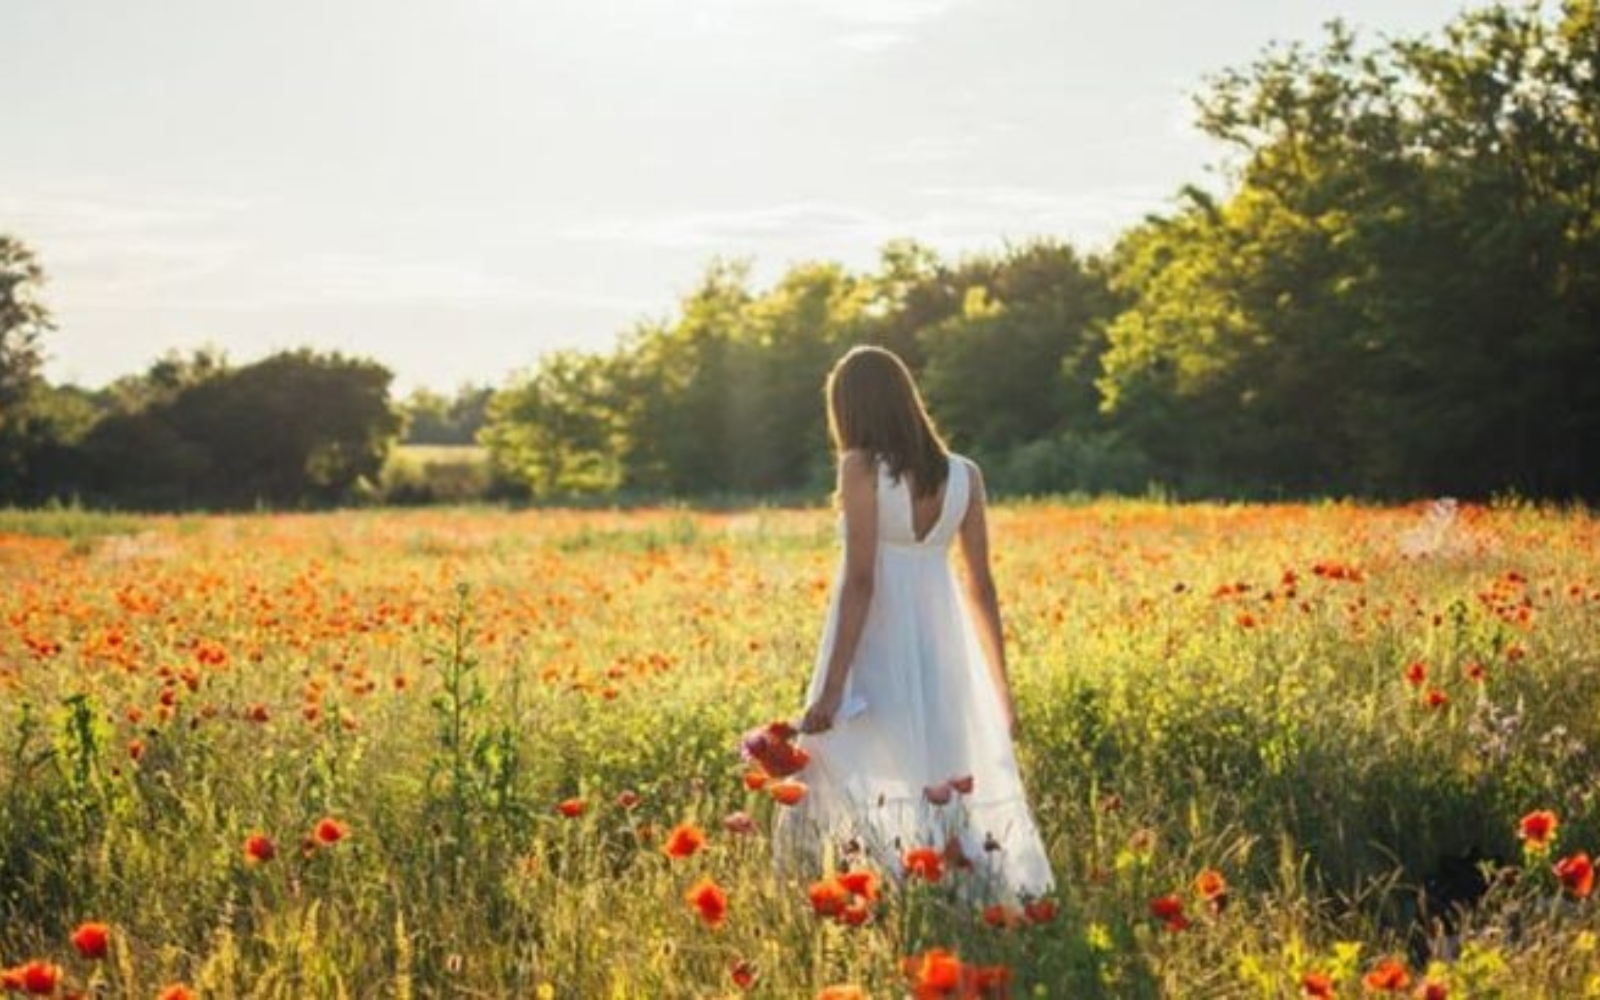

[774,453,1055,900]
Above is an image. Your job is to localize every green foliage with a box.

[481,245,1118,500]
[0,235,56,501]
[399,384,493,446]
[1103,1,1600,499]
[77,349,402,509]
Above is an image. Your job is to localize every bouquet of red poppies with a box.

[739,720,811,778]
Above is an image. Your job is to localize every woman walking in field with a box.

[773,345,1054,899]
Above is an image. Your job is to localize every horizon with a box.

[5,0,1467,394]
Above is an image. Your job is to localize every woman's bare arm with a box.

[955,459,1015,736]
[801,449,878,734]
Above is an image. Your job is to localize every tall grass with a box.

[0,500,1597,995]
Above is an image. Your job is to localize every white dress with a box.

[774,453,1055,900]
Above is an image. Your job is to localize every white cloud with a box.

[563,201,897,250]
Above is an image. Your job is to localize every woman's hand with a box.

[800,686,844,734]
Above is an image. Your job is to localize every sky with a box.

[3,0,1469,394]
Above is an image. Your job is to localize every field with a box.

[2,499,1599,998]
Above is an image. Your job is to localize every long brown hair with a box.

[825,345,950,498]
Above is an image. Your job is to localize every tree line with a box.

[2,0,1597,509]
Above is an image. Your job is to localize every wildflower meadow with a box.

[2,498,1598,997]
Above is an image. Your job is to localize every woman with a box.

[774,345,1054,900]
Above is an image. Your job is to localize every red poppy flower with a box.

[923,782,953,805]
[1149,894,1188,931]
[967,964,1011,998]
[1404,661,1427,686]
[1300,971,1335,998]
[943,835,972,871]
[808,877,851,917]
[838,869,878,901]
[769,779,807,806]
[903,846,944,883]
[1023,898,1058,924]
[982,904,1018,929]
[158,985,197,1000]
[1555,852,1594,898]
[314,817,348,845]
[16,961,60,995]
[244,832,276,864]
[1362,957,1411,992]
[1417,980,1449,1000]
[71,921,110,960]
[1519,809,1558,852]
[839,899,872,927]
[615,789,640,810]
[685,876,728,928]
[663,822,706,860]
[556,797,586,818]
[722,811,757,835]
[950,774,975,795]
[730,959,757,989]
[1424,688,1448,708]
[743,768,770,791]
[903,948,962,993]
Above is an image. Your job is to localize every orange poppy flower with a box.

[1194,868,1228,909]
[1518,809,1558,853]
[70,921,110,960]
[1555,852,1594,898]
[743,768,770,791]
[685,876,728,928]
[903,846,944,883]
[663,822,707,860]
[158,985,198,1000]
[768,779,807,806]
[1362,957,1410,992]
[817,987,866,1000]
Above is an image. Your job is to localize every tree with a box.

[481,351,623,498]
[1101,2,1600,498]
[0,236,53,498]
[82,349,401,508]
